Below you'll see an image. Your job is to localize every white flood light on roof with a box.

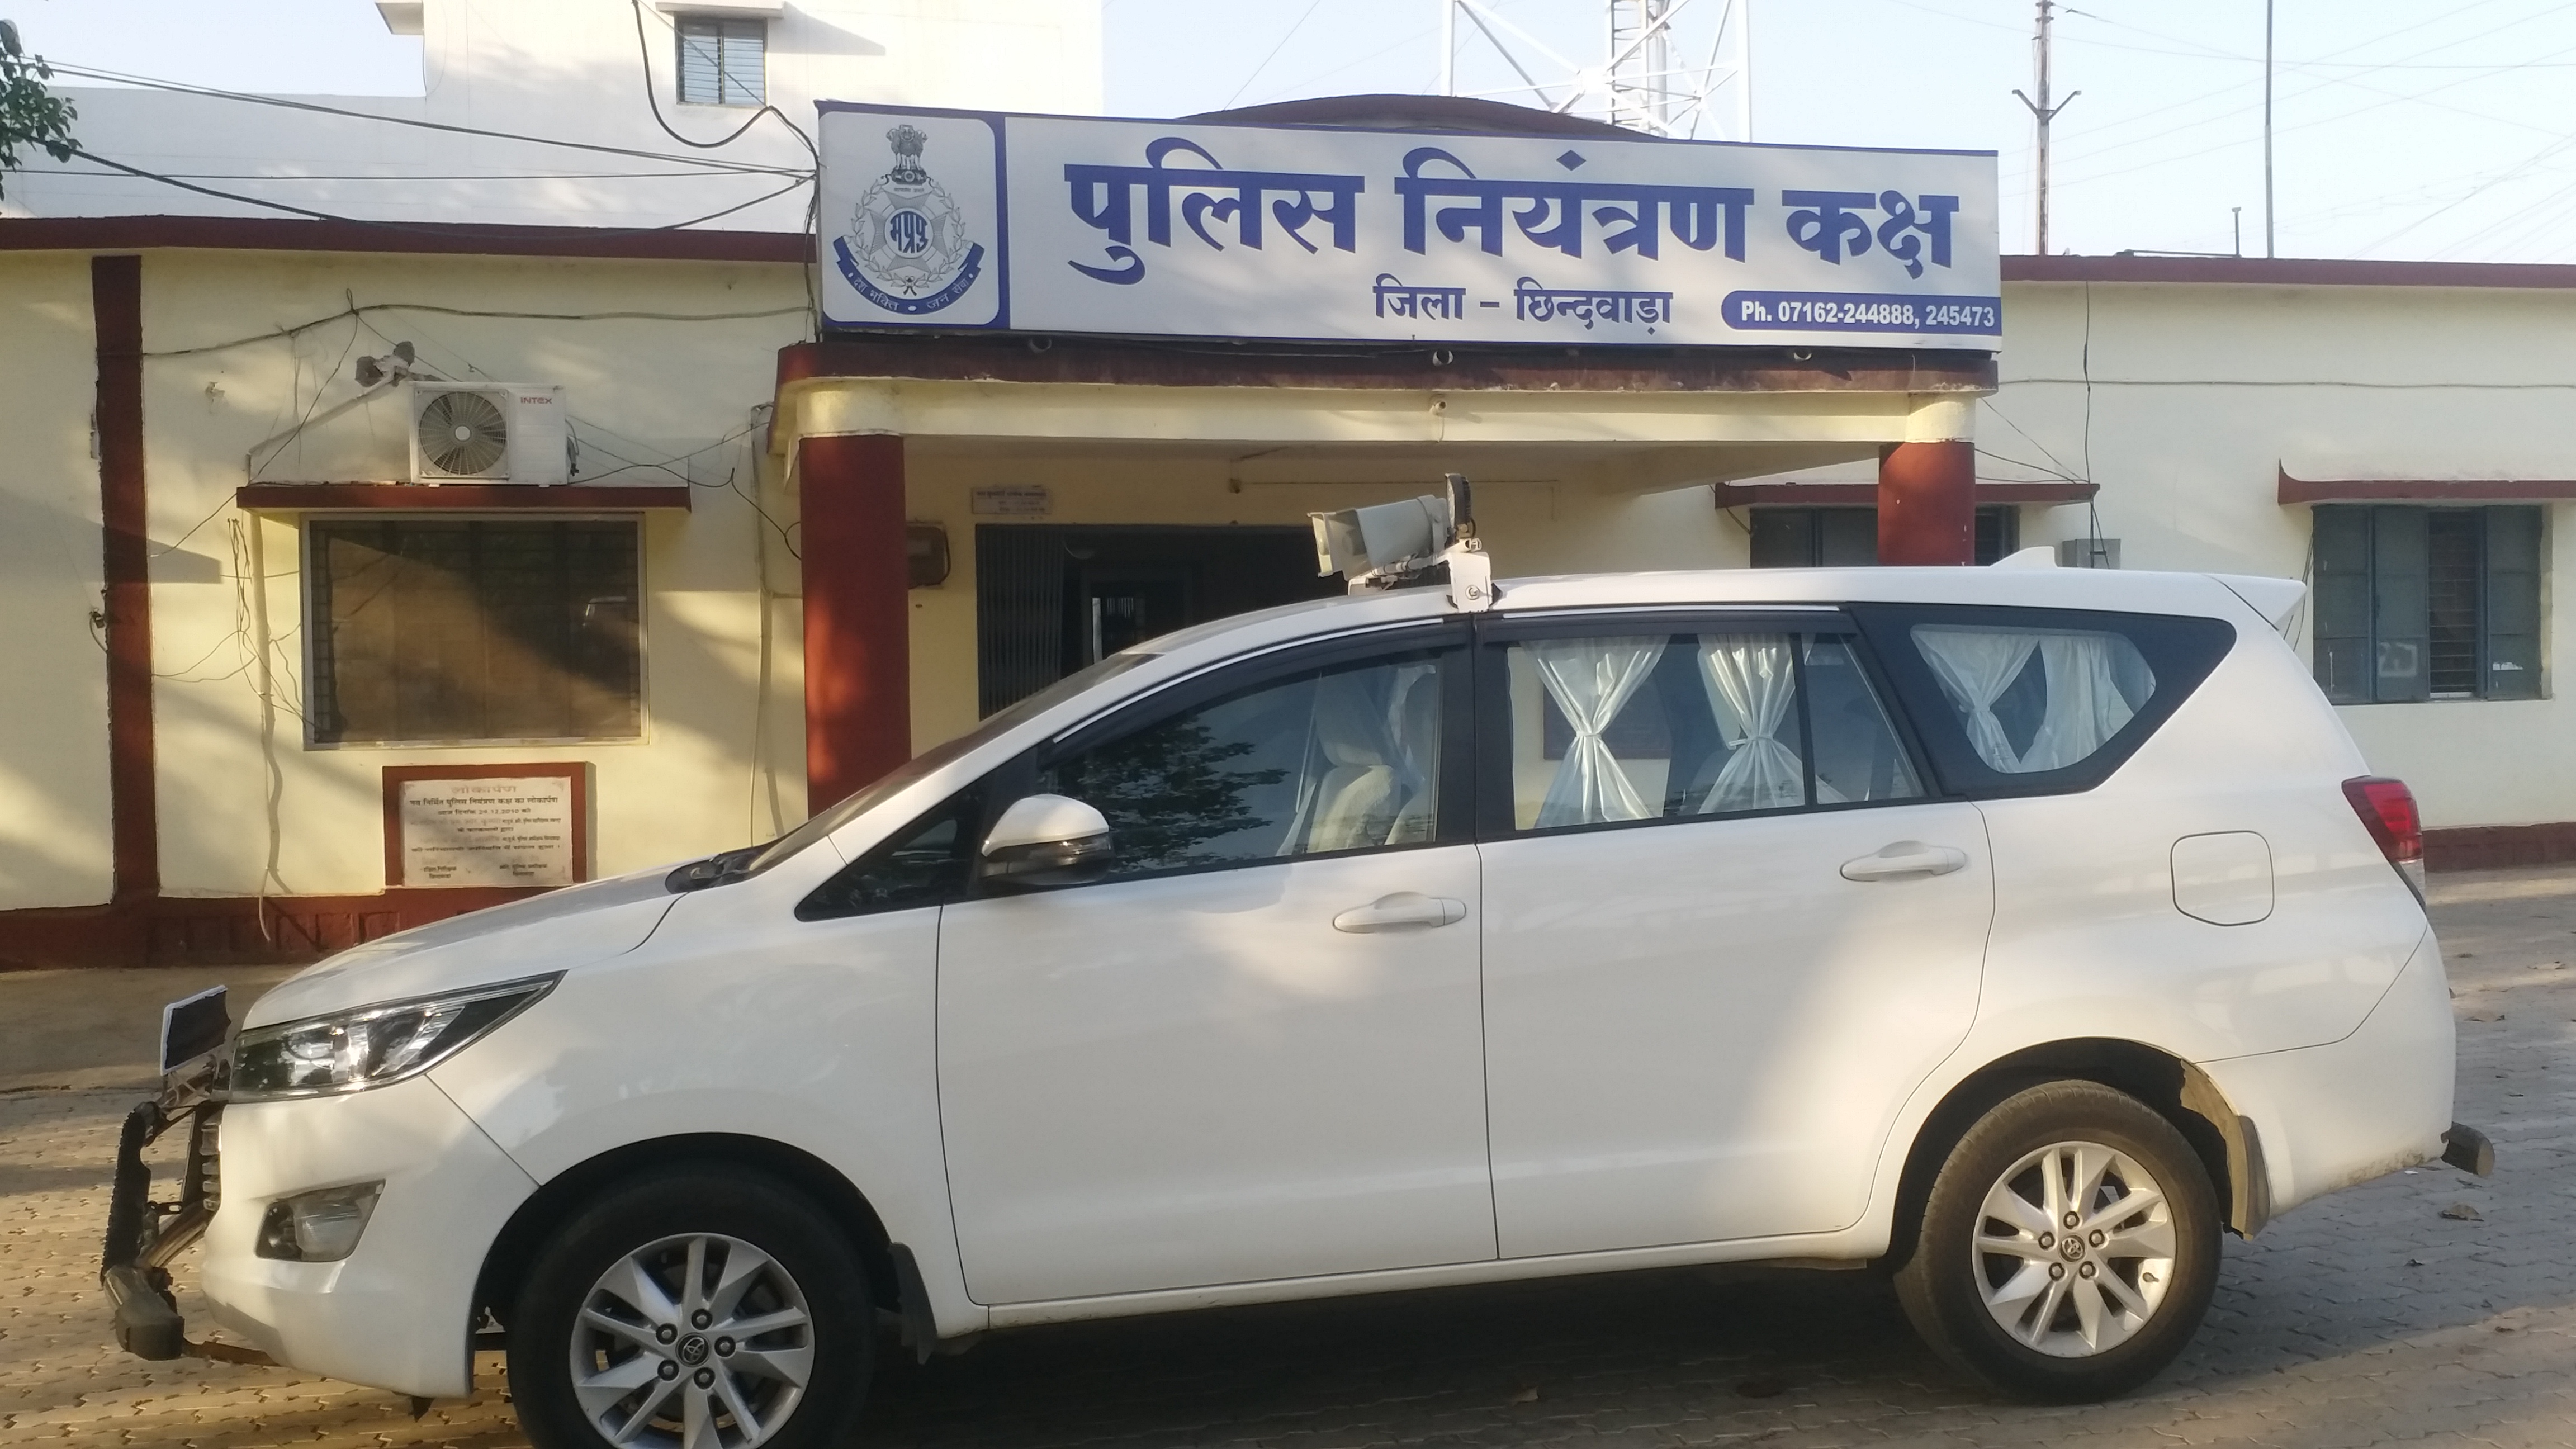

[1310,473,1495,612]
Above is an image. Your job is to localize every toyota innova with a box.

[102,562,2484,1447]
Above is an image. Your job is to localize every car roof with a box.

[1137,565,2293,669]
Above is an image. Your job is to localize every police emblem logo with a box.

[834,125,987,316]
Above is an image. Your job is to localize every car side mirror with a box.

[981,794,1114,887]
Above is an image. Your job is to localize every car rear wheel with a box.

[508,1166,873,1449]
[1893,1079,2220,1401]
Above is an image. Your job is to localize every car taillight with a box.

[2343,775,2426,901]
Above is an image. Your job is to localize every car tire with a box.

[508,1164,874,1449]
[1892,1079,2220,1402]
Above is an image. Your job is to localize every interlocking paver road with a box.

[6,870,2575,1448]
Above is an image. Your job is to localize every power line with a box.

[10,132,812,235]
[624,0,817,163]
[42,61,807,176]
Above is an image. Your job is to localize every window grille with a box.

[1746,506,2021,568]
[676,16,765,107]
[2310,504,2542,703]
[306,519,643,744]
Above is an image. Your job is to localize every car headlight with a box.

[229,975,558,1101]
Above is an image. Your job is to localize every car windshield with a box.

[731,651,1158,879]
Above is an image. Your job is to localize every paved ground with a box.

[4,870,2573,1448]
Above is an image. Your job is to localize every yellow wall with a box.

[895,445,1750,750]
[110,249,812,900]
[0,255,114,910]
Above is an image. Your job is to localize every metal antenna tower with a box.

[1437,0,1752,141]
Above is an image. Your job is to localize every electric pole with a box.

[2264,0,2276,257]
[2012,0,2078,255]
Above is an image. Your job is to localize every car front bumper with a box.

[104,1070,539,1399]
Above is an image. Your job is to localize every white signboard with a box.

[817,104,1999,351]
[397,775,577,888]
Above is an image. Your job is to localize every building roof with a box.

[0,214,809,263]
[2004,254,2576,290]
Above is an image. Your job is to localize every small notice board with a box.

[383,764,589,888]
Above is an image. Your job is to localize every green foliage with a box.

[0,18,79,201]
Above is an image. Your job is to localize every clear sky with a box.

[11,0,2576,263]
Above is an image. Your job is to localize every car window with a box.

[1849,603,2237,799]
[796,788,984,921]
[1910,624,2157,774]
[1041,647,1452,881]
[1499,628,1921,834]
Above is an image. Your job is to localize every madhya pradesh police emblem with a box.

[834,125,985,315]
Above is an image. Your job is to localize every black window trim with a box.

[1846,601,2237,801]
[1469,607,1945,844]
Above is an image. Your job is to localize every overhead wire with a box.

[42,60,806,176]
[7,131,813,234]
[624,0,818,163]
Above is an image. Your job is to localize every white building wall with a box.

[8,0,1103,230]
[1779,278,2576,832]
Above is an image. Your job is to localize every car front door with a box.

[1475,613,1994,1257]
[935,628,1495,1304]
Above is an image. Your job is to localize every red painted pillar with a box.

[1877,440,1976,566]
[798,433,911,815]
[93,255,159,903]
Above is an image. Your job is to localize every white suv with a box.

[105,564,2483,1446]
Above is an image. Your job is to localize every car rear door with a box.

[1474,610,1995,1257]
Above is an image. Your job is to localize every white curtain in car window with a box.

[1292,664,1438,853]
[1914,627,2039,771]
[1694,634,1804,813]
[1531,638,1665,828]
[2021,634,2141,771]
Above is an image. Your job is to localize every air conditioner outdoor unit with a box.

[406,382,569,485]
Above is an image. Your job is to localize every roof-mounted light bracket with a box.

[1309,472,1495,613]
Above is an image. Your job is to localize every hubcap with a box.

[1971,1139,2177,1358]
[567,1233,815,1448]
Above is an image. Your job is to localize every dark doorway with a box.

[977,525,1338,716]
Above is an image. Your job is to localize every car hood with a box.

[241,868,683,1028]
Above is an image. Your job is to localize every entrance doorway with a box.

[976,525,1338,715]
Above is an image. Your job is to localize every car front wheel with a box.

[508,1166,874,1449]
[1893,1079,2220,1401]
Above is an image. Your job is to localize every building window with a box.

[2312,504,2541,704]
[307,520,643,745]
[676,16,765,106]
[1748,506,2021,568]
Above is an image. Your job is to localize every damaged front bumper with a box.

[98,1053,263,1363]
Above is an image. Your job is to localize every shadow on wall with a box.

[0,481,111,911]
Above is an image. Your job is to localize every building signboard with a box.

[382,765,588,889]
[817,103,1999,351]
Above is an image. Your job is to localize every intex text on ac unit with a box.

[406,382,569,485]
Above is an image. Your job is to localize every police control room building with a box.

[778,96,2019,815]
[10,90,2575,968]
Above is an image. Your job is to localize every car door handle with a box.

[1840,841,1971,882]
[1332,892,1470,932]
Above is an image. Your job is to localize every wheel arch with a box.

[472,1133,902,1335]
[1882,1038,2268,1271]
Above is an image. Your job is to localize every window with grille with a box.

[306,520,643,745]
[1747,506,2022,567]
[676,16,765,106]
[2311,504,2541,704]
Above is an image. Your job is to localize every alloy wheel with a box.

[1971,1139,2177,1358]
[566,1232,816,1448]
